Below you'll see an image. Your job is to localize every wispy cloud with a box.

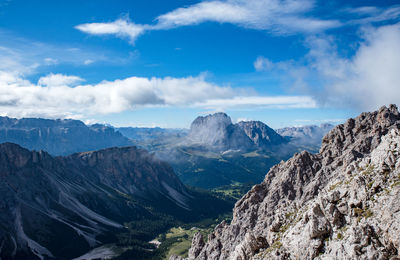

[0,72,316,119]
[38,73,84,86]
[155,0,339,33]
[75,17,146,45]
[75,2,400,46]
[0,30,132,75]
[344,5,400,25]
[193,96,317,109]
[75,0,340,45]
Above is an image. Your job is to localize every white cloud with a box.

[0,72,316,119]
[258,23,400,111]
[0,31,126,76]
[44,57,58,65]
[75,0,340,44]
[38,73,85,86]
[154,0,339,33]
[254,56,273,71]
[75,18,146,45]
[193,95,317,109]
[345,5,400,24]
[321,23,400,110]
[84,59,94,65]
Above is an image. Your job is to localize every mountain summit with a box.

[188,112,253,150]
[188,113,286,151]
[237,121,287,149]
[176,105,400,260]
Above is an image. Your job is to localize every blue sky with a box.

[0,0,400,128]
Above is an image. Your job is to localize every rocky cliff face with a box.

[0,116,133,155]
[0,143,193,259]
[237,121,287,149]
[178,105,400,260]
[67,146,191,209]
[188,113,254,150]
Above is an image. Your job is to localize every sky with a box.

[0,0,400,128]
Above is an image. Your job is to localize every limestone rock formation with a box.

[187,113,287,151]
[188,112,254,150]
[178,105,400,260]
[0,116,133,155]
[237,121,287,150]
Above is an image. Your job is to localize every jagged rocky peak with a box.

[177,105,400,260]
[237,120,287,147]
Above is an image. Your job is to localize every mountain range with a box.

[0,143,231,259]
[0,114,333,190]
[276,123,334,152]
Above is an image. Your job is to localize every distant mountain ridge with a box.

[276,123,334,146]
[0,116,133,155]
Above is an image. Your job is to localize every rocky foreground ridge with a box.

[174,105,400,259]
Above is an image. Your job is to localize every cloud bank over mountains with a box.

[0,72,316,119]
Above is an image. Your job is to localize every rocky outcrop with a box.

[0,116,133,155]
[179,105,400,259]
[237,121,287,149]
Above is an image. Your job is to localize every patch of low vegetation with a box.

[265,240,283,254]
[391,180,400,188]
[329,180,343,191]
[335,225,348,241]
[354,207,373,222]
[362,164,375,176]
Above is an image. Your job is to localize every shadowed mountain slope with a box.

[0,143,231,260]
